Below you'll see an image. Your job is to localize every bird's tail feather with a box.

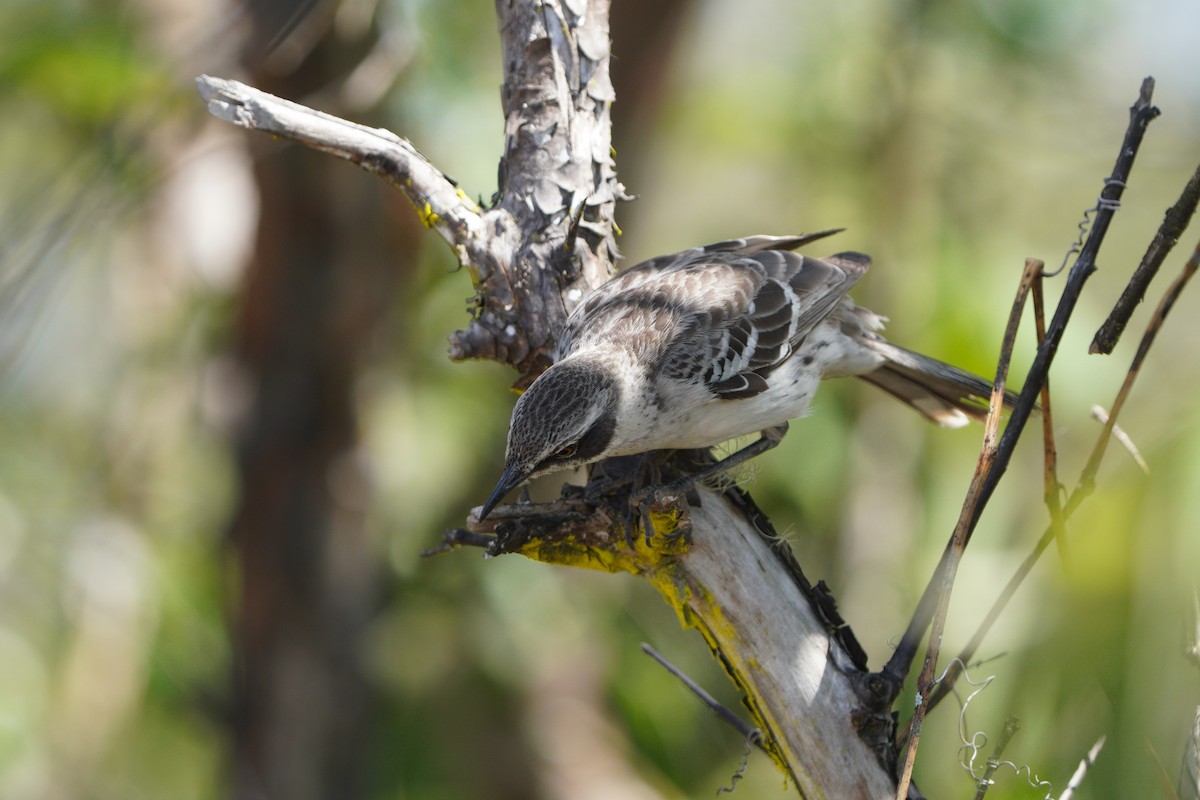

[855,339,1018,428]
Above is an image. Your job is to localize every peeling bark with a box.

[200,2,900,796]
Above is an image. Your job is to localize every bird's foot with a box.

[585,451,699,550]
[628,482,694,550]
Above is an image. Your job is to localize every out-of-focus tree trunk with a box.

[609,0,691,184]
[225,4,393,798]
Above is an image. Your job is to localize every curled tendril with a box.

[1045,178,1127,278]
[941,659,1057,799]
[716,730,760,796]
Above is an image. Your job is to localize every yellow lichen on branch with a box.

[646,560,793,781]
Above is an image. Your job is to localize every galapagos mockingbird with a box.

[479,230,1004,520]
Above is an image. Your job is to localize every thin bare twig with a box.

[1059,735,1107,800]
[1080,236,1200,497]
[1090,405,1150,474]
[972,716,1021,800]
[1091,162,1200,354]
[893,257,1042,800]
[1033,275,1071,565]
[420,528,498,556]
[971,78,1158,533]
[927,266,1064,718]
[886,84,1161,744]
[928,235,1200,713]
[884,82,1160,705]
[640,643,765,749]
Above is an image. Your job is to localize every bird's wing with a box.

[561,233,869,400]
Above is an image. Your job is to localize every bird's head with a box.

[478,358,620,520]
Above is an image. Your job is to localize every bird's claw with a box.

[627,484,692,549]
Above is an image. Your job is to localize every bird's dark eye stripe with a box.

[575,409,616,462]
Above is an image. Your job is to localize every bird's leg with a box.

[667,423,789,496]
[585,451,666,500]
[624,451,666,548]
[579,452,674,548]
[631,424,789,545]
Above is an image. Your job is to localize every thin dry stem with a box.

[1091,406,1150,474]
[928,236,1200,712]
[640,643,764,749]
[971,716,1022,800]
[1081,237,1200,496]
[1059,735,1107,800]
[1034,276,1071,565]
[1091,162,1200,354]
[894,258,1042,800]
[883,82,1159,710]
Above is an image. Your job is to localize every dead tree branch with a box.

[196,75,487,260]
[1090,161,1200,354]
[201,0,622,384]
[197,4,1185,795]
[199,2,899,797]
[445,476,897,796]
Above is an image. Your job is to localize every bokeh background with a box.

[1,0,1199,798]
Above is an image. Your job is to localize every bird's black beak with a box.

[478,463,527,521]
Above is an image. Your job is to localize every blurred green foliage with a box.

[1,0,1199,798]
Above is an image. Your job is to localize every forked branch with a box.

[196,75,486,262]
[198,3,898,797]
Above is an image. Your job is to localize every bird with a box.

[478,229,1007,521]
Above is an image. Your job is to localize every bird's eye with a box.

[554,444,578,460]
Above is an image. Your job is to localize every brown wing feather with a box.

[559,233,868,400]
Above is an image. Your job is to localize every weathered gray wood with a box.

[198,2,897,796]
[658,490,897,796]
